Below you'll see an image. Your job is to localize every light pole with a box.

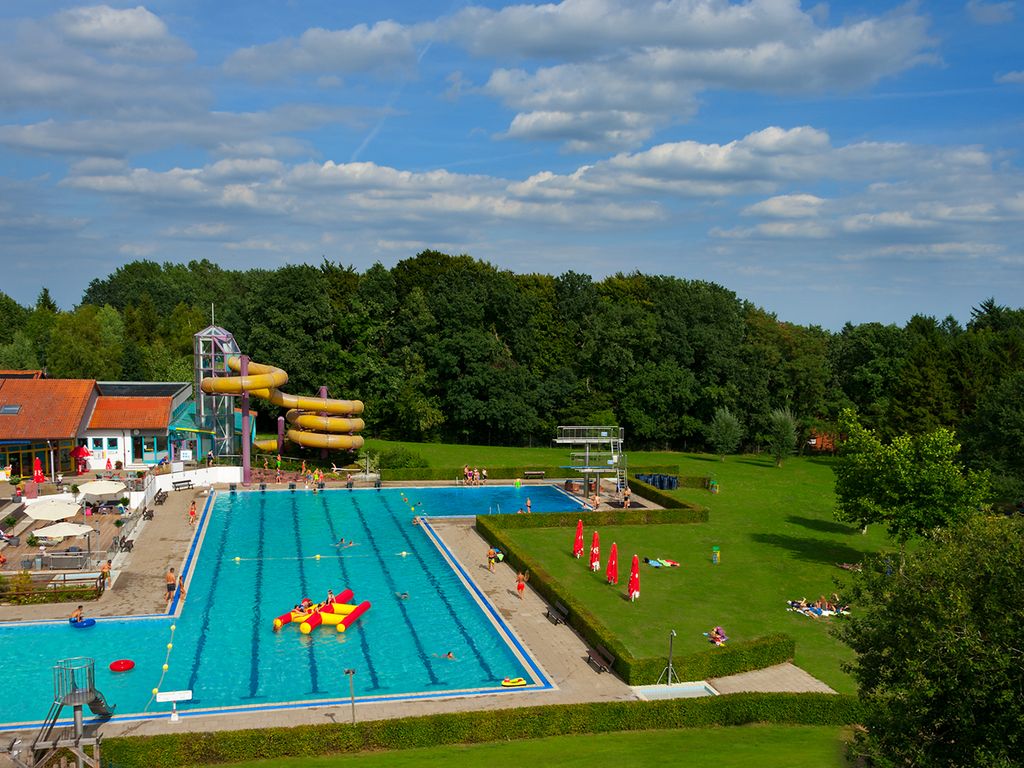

[344,668,356,724]
[657,629,678,686]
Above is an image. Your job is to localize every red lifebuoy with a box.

[109,659,135,672]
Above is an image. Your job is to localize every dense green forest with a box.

[2,253,1022,500]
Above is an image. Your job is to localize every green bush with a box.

[382,465,682,482]
[627,474,698,509]
[2,514,16,528]
[375,446,429,469]
[102,693,862,767]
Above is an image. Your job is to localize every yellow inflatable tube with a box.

[200,357,365,451]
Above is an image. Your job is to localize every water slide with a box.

[200,356,365,452]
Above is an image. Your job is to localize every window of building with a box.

[91,437,104,450]
[0,405,21,415]
[107,437,119,452]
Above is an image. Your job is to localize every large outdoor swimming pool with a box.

[0,484,581,727]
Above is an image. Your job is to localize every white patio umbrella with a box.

[25,499,82,522]
[33,521,94,539]
[78,480,126,499]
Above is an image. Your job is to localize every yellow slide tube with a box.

[200,356,365,451]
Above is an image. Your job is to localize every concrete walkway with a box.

[710,663,835,694]
[0,484,836,742]
[0,488,199,622]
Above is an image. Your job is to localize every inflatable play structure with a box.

[273,588,371,634]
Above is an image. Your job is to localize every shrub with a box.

[382,465,682,482]
[375,447,428,469]
[101,693,862,767]
[3,514,16,528]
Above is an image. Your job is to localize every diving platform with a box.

[555,426,624,444]
[555,425,628,494]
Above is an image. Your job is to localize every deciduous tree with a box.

[705,407,743,460]
[833,410,989,555]
[837,515,1024,767]
[766,407,797,467]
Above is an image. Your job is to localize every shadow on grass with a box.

[686,455,722,464]
[749,532,867,567]
[734,457,776,468]
[803,456,838,467]
[786,515,860,536]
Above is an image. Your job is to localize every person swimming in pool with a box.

[395,591,409,600]
[433,651,456,660]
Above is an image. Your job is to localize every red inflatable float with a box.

[109,659,135,672]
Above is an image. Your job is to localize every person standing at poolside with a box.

[516,571,529,600]
[623,485,631,509]
[165,567,176,604]
[188,499,197,526]
[100,559,112,585]
[487,547,496,572]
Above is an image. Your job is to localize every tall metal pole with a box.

[344,668,356,724]
[667,629,676,685]
[240,356,251,486]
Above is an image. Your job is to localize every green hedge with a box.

[383,465,682,482]
[102,693,862,767]
[628,474,696,509]
[475,513,791,685]
[479,505,708,530]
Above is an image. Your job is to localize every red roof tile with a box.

[0,379,97,440]
[89,396,172,430]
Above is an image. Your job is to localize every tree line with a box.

[1,252,1021,500]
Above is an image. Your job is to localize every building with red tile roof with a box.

[0,378,97,479]
[0,376,193,478]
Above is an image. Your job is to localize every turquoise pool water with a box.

[0,485,579,726]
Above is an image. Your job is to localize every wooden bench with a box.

[523,470,546,479]
[154,489,168,505]
[587,644,615,673]
[171,479,193,491]
[545,600,569,625]
[142,508,154,520]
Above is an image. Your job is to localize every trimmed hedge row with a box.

[102,693,862,767]
[475,513,793,684]
[481,505,708,530]
[628,474,698,509]
[382,465,682,481]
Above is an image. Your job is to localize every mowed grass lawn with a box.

[221,725,850,768]
[504,454,892,692]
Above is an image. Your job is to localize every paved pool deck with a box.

[0,481,833,743]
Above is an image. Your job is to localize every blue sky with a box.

[1,0,1021,329]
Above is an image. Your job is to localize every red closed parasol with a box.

[105,458,112,471]
[573,519,584,559]
[606,542,618,584]
[589,530,600,572]
[33,457,46,483]
[628,554,640,601]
